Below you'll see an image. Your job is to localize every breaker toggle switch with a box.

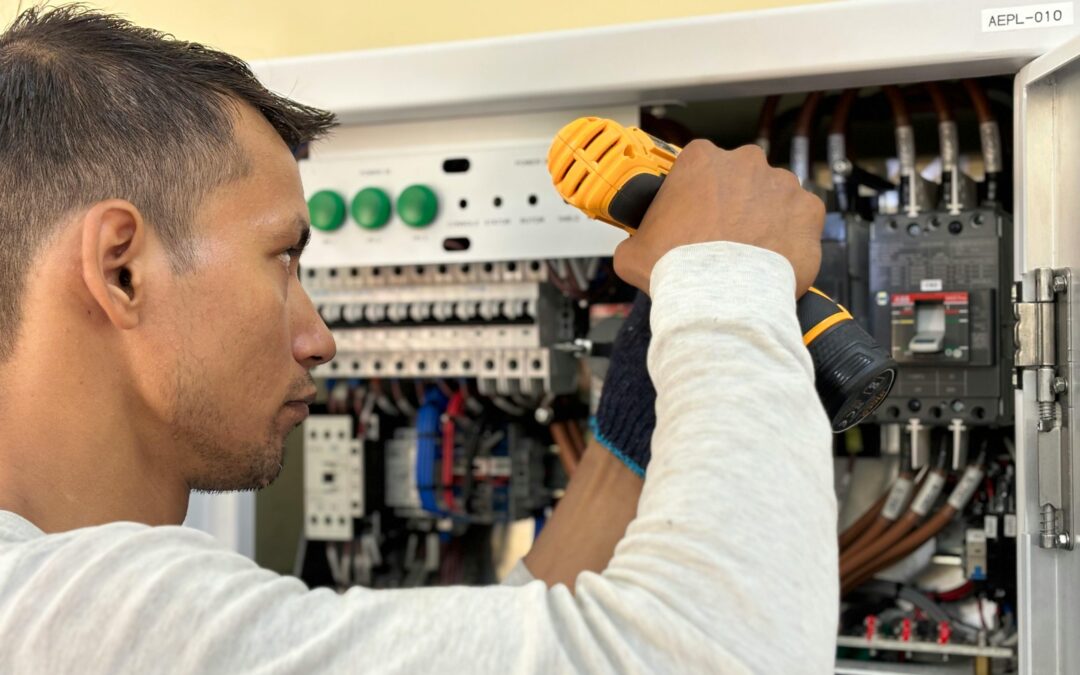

[910,300,946,353]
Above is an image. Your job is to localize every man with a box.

[0,6,836,673]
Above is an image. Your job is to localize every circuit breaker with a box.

[870,207,1013,425]
[304,261,579,396]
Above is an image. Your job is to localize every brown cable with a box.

[794,92,824,137]
[962,78,994,124]
[841,470,922,557]
[844,516,892,557]
[550,422,578,477]
[838,490,888,551]
[839,510,920,577]
[829,89,858,136]
[838,468,946,577]
[842,505,957,595]
[925,82,953,122]
[565,419,586,459]
[756,95,781,143]
[842,461,986,595]
[882,85,911,127]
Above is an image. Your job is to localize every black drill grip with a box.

[607,172,896,431]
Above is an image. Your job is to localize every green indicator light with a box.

[308,190,346,231]
[351,188,392,230]
[397,184,439,228]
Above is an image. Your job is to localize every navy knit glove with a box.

[591,293,655,477]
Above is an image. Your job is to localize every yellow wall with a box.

[1,0,828,61]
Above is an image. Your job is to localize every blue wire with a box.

[415,387,447,515]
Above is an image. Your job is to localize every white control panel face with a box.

[299,141,627,268]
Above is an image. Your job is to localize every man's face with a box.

[139,105,335,492]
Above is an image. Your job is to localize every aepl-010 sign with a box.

[983,2,1074,31]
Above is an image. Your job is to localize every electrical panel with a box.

[281,80,1027,669]
[243,5,1080,671]
[285,84,1026,667]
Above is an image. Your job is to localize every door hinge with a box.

[1014,267,1074,550]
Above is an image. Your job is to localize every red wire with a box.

[442,391,465,514]
[934,580,975,602]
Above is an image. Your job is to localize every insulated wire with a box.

[925,82,953,121]
[754,94,781,158]
[926,81,963,213]
[790,92,823,186]
[827,89,860,213]
[883,85,920,216]
[962,78,1002,204]
[841,468,921,557]
[442,391,466,515]
[829,89,858,136]
[925,81,958,170]
[839,466,948,577]
[839,489,889,551]
[843,459,986,594]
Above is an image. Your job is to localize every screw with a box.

[1054,377,1068,394]
[534,407,553,425]
[1059,533,1072,548]
[1054,275,1068,293]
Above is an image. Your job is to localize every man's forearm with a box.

[524,443,643,590]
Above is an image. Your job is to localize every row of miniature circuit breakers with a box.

[302,259,549,291]
[303,260,580,396]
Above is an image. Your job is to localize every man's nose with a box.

[291,282,336,369]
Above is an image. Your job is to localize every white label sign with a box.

[983,2,1074,31]
[920,278,944,292]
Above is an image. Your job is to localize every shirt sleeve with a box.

[0,241,837,675]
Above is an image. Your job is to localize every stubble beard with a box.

[173,379,288,494]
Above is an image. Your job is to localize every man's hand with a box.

[613,141,825,295]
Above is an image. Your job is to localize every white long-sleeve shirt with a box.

[0,242,838,674]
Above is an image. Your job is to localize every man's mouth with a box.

[283,390,316,420]
[285,388,317,406]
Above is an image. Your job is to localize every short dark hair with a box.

[0,5,336,360]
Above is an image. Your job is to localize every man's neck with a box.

[0,347,189,532]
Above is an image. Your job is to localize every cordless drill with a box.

[547,117,896,432]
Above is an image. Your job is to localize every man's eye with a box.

[280,247,303,265]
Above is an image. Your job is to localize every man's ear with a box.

[80,199,147,330]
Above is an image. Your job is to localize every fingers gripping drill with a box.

[547,116,897,432]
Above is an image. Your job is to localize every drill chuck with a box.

[548,117,897,431]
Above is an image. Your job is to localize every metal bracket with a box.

[1015,267,1075,550]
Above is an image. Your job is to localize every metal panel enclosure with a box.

[1014,33,1080,675]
